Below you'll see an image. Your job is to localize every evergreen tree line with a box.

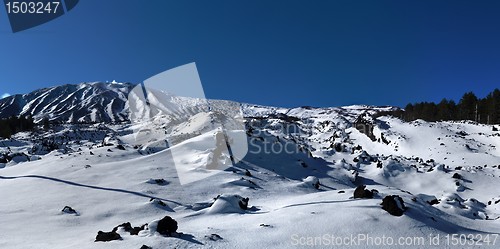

[0,116,35,138]
[381,89,500,124]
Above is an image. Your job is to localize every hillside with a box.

[1,83,500,248]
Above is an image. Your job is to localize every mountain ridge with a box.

[0,82,401,124]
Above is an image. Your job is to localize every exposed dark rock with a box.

[354,113,376,141]
[61,206,77,214]
[0,154,8,163]
[156,216,178,236]
[150,198,167,207]
[245,169,252,177]
[113,222,133,233]
[353,185,375,199]
[267,113,300,122]
[452,173,462,179]
[381,195,406,216]
[334,142,343,152]
[140,245,152,249]
[95,231,122,242]
[352,145,363,154]
[380,133,390,145]
[238,197,250,210]
[114,222,147,235]
[427,199,440,205]
[313,181,319,189]
[149,178,168,185]
[116,144,126,150]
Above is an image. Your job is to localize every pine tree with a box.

[458,92,478,121]
[0,122,12,138]
[437,99,454,121]
[487,89,500,124]
[401,89,499,124]
[404,103,414,121]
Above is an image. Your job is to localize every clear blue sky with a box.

[0,0,499,107]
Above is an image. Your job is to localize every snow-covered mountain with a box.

[0,82,400,124]
[1,82,500,248]
[0,82,134,123]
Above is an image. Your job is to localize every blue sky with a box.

[0,0,499,107]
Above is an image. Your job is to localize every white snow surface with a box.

[0,83,500,248]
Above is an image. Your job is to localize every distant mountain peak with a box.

[0,82,399,124]
[0,82,136,123]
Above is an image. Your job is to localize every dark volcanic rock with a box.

[239,197,250,210]
[381,195,406,216]
[111,222,148,236]
[354,113,376,141]
[245,169,252,177]
[95,231,122,242]
[61,206,77,214]
[427,198,440,205]
[334,142,343,152]
[113,222,133,233]
[353,185,374,199]
[156,216,178,236]
[130,224,148,235]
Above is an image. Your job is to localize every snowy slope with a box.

[0,82,134,123]
[1,83,500,248]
